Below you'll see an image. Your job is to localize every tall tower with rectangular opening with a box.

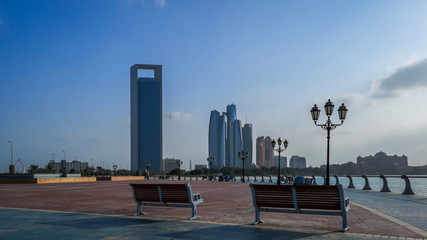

[131,64,163,173]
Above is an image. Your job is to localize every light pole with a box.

[145,163,151,179]
[271,138,288,185]
[237,151,248,183]
[310,99,348,185]
[177,160,183,180]
[8,140,13,165]
[8,140,14,174]
[206,157,215,181]
[62,150,66,161]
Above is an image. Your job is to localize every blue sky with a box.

[1,0,427,172]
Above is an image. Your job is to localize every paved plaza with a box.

[0,180,426,239]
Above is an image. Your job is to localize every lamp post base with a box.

[9,165,15,174]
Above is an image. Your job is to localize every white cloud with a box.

[155,0,166,7]
[166,111,195,121]
[370,57,427,98]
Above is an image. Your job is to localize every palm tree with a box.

[28,164,38,174]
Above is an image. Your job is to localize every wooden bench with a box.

[129,183,203,220]
[249,183,350,232]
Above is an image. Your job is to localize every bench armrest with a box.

[193,193,201,201]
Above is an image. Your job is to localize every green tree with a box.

[28,164,38,174]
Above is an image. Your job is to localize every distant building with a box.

[242,123,253,168]
[256,137,265,167]
[233,119,244,168]
[289,155,306,168]
[131,64,163,173]
[49,159,88,173]
[194,164,207,170]
[357,151,408,174]
[163,158,180,173]
[274,156,287,168]
[264,136,274,168]
[208,110,226,169]
[256,136,274,168]
[208,104,252,168]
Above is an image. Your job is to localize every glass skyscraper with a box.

[226,104,237,167]
[233,119,243,168]
[130,64,163,173]
[209,104,252,169]
[208,110,226,169]
[242,123,253,168]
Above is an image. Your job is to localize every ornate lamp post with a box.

[310,99,348,185]
[176,160,183,180]
[237,151,249,183]
[206,157,215,181]
[145,163,151,179]
[271,138,288,185]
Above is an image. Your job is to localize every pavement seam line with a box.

[351,202,427,238]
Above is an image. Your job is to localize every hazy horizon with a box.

[1,0,427,172]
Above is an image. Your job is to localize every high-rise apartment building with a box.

[264,136,274,168]
[256,136,265,167]
[242,123,253,168]
[131,64,163,173]
[256,136,276,168]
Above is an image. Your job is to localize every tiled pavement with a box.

[0,208,423,240]
[0,180,426,239]
[346,189,427,231]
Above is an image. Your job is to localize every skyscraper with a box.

[256,136,265,167]
[226,104,237,167]
[242,123,253,168]
[130,64,163,172]
[209,104,252,169]
[208,110,226,169]
[233,119,243,168]
[264,136,274,168]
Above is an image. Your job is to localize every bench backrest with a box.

[158,184,190,204]
[130,184,161,202]
[130,183,192,204]
[251,184,345,211]
[294,185,341,210]
[252,184,294,208]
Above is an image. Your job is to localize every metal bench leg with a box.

[340,212,349,232]
[251,207,263,225]
[132,202,147,216]
[188,205,201,220]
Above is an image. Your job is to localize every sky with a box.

[1,0,427,172]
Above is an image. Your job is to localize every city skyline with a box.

[1,1,427,173]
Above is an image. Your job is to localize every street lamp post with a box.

[271,138,288,185]
[177,160,183,180]
[237,151,249,183]
[145,163,151,179]
[8,140,13,165]
[310,99,348,185]
[206,157,215,181]
[8,140,14,174]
